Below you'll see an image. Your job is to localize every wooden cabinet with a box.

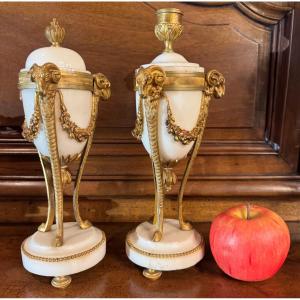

[0,2,299,236]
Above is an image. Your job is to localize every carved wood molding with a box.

[0,194,299,224]
[236,2,293,25]
[0,178,300,198]
[192,2,293,25]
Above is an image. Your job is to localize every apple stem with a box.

[246,203,251,220]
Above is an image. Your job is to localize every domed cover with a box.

[23,19,87,72]
[141,51,204,73]
[25,47,86,72]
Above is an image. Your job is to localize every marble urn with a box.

[126,8,225,280]
[18,19,111,288]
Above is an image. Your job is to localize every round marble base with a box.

[126,219,205,272]
[21,222,106,279]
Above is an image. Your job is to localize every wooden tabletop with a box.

[0,222,299,298]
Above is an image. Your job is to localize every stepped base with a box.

[126,218,204,276]
[21,222,106,287]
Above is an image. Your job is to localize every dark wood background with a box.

[0,2,299,238]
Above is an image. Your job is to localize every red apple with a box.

[209,204,290,281]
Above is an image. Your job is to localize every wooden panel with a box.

[1,177,300,197]
[0,196,299,223]
[0,2,299,225]
[0,2,273,135]
[0,153,294,177]
[278,4,300,170]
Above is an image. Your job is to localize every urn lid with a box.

[143,8,203,73]
[23,19,87,72]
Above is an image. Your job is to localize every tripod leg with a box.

[145,98,164,242]
[73,97,98,229]
[37,152,55,232]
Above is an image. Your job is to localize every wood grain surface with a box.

[0,223,299,298]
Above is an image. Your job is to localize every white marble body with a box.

[137,52,204,163]
[21,222,106,277]
[20,46,93,159]
[126,219,205,271]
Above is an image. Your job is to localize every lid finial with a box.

[45,18,65,47]
[155,8,183,53]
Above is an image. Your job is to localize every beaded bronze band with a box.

[21,231,106,262]
[18,70,93,91]
[134,71,205,91]
[126,235,204,259]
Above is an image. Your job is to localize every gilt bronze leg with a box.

[177,93,211,231]
[134,65,167,241]
[152,161,158,225]
[42,103,64,247]
[177,136,202,231]
[145,97,164,242]
[177,70,225,231]
[73,97,98,230]
[72,139,92,230]
[37,152,55,232]
[30,63,64,247]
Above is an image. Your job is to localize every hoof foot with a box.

[55,237,63,247]
[180,221,193,231]
[79,219,92,229]
[152,230,162,242]
[51,276,72,289]
[38,223,49,232]
[143,269,162,280]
